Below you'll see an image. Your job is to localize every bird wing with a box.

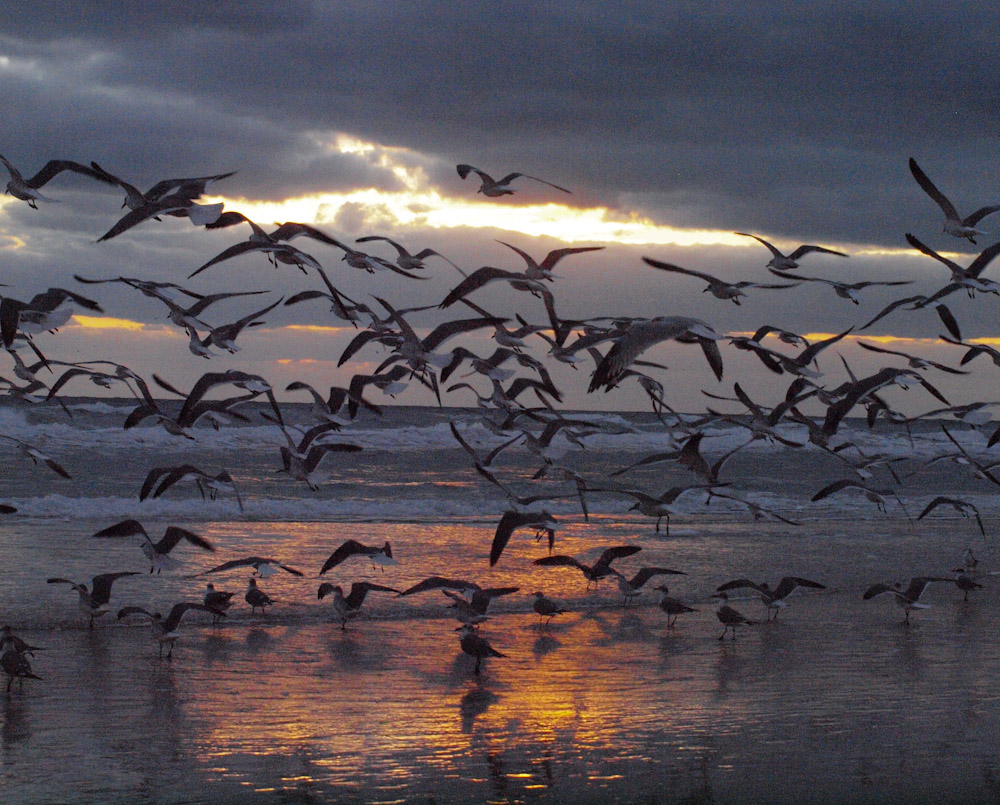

[716,579,767,594]
[786,244,848,260]
[46,577,85,594]
[595,545,642,570]
[862,583,899,601]
[735,232,783,258]
[774,577,826,597]
[439,267,539,308]
[397,577,481,597]
[346,582,400,608]
[320,539,367,575]
[630,567,686,587]
[532,555,587,571]
[93,519,148,540]
[155,526,215,555]
[162,602,217,632]
[909,158,961,221]
[90,572,140,605]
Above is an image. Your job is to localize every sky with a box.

[1,3,999,413]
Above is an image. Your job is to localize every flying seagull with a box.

[909,157,1000,244]
[456,164,571,196]
[93,519,215,573]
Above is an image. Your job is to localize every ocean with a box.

[1,398,999,803]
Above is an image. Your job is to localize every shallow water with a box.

[4,515,1000,803]
[3,402,1000,801]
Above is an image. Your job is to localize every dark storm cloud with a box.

[2,2,998,245]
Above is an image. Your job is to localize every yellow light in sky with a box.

[199,130,772,248]
[208,189,752,248]
[72,315,146,331]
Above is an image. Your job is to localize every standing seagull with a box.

[1,643,41,691]
[0,154,115,208]
[531,592,567,625]
[715,595,756,639]
[909,157,1000,244]
[117,602,223,657]
[715,577,826,620]
[46,572,139,628]
[245,578,274,614]
[457,624,506,674]
[93,519,215,573]
[457,164,571,196]
[862,577,952,624]
[317,582,400,630]
[203,584,235,623]
[655,586,698,627]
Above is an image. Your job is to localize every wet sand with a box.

[3,516,999,803]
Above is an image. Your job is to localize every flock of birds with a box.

[0,152,998,687]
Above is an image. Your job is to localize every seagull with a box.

[0,287,102,348]
[857,340,967,375]
[533,545,642,588]
[456,163,571,196]
[191,556,304,578]
[531,592,566,625]
[319,539,396,574]
[0,434,72,479]
[355,235,465,274]
[654,586,698,627]
[98,192,225,241]
[588,316,724,392]
[714,595,756,639]
[117,602,223,657]
[139,464,243,511]
[610,484,723,534]
[614,568,688,606]
[863,577,952,623]
[396,576,483,598]
[917,496,986,537]
[442,587,520,625]
[0,154,116,208]
[317,582,400,629]
[457,624,506,674]
[714,577,826,620]
[244,579,274,613]
[767,269,912,304]
[811,479,908,516]
[1,644,41,691]
[46,572,140,628]
[643,257,799,304]
[0,626,43,657]
[951,571,984,602]
[736,232,848,270]
[88,162,235,212]
[203,584,234,623]
[92,519,215,573]
[909,157,1000,244]
[489,510,557,567]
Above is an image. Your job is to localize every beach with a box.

[3,500,998,803]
